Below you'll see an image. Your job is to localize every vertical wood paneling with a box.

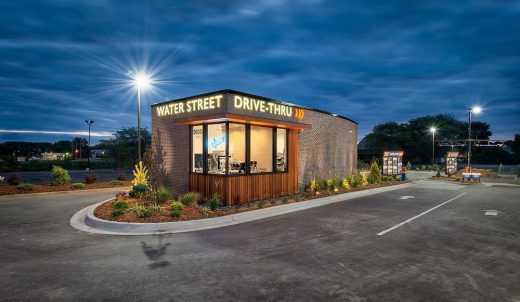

[189,129,298,206]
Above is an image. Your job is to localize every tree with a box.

[71,137,89,159]
[97,127,151,168]
[52,140,72,153]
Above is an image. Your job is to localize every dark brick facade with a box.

[297,110,358,189]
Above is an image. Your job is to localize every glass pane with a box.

[229,123,246,174]
[192,125,203,173]
[276,128,287,172]
[250,125,273,173]
[207,123,227,174]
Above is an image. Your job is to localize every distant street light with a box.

[429,127,437,165]
[132,72,151,163]
[85,120,94,170]
[468,106,483,173]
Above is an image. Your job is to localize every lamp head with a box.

[133,72,151,90]
[471,106,482,114]
[429,127,437,133]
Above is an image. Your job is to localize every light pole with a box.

[467,106,482,173]
[132,73,151,163]
[85,120,94,170]
[429,127,437,165]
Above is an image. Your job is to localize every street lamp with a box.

[132,72,151,163]
[429,127,437,165]
[467,106,482,173]
[85,120,94,170]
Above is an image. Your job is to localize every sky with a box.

[1,0,519,145]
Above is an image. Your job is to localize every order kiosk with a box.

[445,151,459,175]
[382,151,404,176]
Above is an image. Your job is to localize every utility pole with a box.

[85,120,94,171]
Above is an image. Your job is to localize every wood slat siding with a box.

[189,129,298,206]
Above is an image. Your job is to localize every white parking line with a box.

[377,192,467,236]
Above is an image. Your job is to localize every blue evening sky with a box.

[1,0,519,144]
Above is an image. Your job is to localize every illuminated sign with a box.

[156,94,223,117]
[210,134,226,149]
[233,95,304,120]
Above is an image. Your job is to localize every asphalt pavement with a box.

[0,180,519,301]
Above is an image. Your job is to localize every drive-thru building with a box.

[152,89,357,205]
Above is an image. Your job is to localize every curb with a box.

[0,186,131,200]
[70,182,412,236]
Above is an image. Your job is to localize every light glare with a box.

[471,106,482,114]
[133,73,152,90]
[429,127,437,133]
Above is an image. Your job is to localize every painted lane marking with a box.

[483,210,500,216]
[399,196,415,199]
[377,192,467,236]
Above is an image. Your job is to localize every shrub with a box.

[0,175,4,185]
[341,177,350,189]
[112,200,128,216]
[269,197,277,205]
[132,161,149,186]
[170,201,184,217]
[17,183,35,191]
[129,203,153,217]
[200,206,211,216]
[51,165,70,185]
[110,180,124,186]
[206,192,222,211]
[154,186,173,203]
[178,191,200,206]
[281,196,289,204]
[84,173,97,184]
[149,202,161,212]
[406,161,412,170]
[367,161,381,184]
[129,184,151,198]
[326,178,336,191]
[71,182,85,189]
[257,199,267,208]
[8,173,22,186]
[349,175,363,187]
[498,163,504,174]
[309,177,319,193]
[361,173,369,185]
[116,171,127,181]
[421,165,426,170]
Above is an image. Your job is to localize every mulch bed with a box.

[0,181,132,196]
[94,180,406,223]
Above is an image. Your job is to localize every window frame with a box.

[189,121,289,176]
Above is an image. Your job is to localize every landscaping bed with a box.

[94,180,406,223]
[429,168,499,182]
[0,181,131,196]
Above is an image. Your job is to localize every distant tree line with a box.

[363,114,519,164]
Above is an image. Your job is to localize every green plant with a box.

[132,161,149,186]
[200,206,211,216]
[349,175,363,187]
[421,165,426,170]
[71,182,85,189]
[170,201,184,217]
[367,161,382,184]
[51,165,70,185]
[178,191,200,206]
[257,199,267,208]
[498,163,504,174]
[341,177,350,189]
[149,202,161,212]
[110,180,124,186]
[0,175,4,186]
[84,173,97,184]
[206,192,222,211]
[129,203,153,217]
[406,161,412,170]
[309,177,319,193]
[269,196,277,205]
[155,186,173,203]
[129,184,151,198]
[281,196,289,204]
[17,183,35,191]
[111,200,129,216]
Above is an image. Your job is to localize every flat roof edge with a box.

[151,89,358,125]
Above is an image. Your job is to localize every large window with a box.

[192,125,203,173]
[276,128,287,172]
[191,123,288,175]
[207,123,227,174]
[228,123,246,174]
[250,125,273,173]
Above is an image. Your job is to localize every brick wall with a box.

[297,111,358,189]
[151,115,190,194]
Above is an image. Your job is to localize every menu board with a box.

[382,151,404,176]
[445,152,459,175]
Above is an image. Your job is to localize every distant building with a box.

[41,152,65,160]
[91,149,107,158]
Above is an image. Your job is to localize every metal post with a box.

[468,109,472,173]
[137,87,142,163]
[432,131,435,165]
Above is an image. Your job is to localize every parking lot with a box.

[1,179,519,301]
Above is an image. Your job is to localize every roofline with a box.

[151,89,358,125]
